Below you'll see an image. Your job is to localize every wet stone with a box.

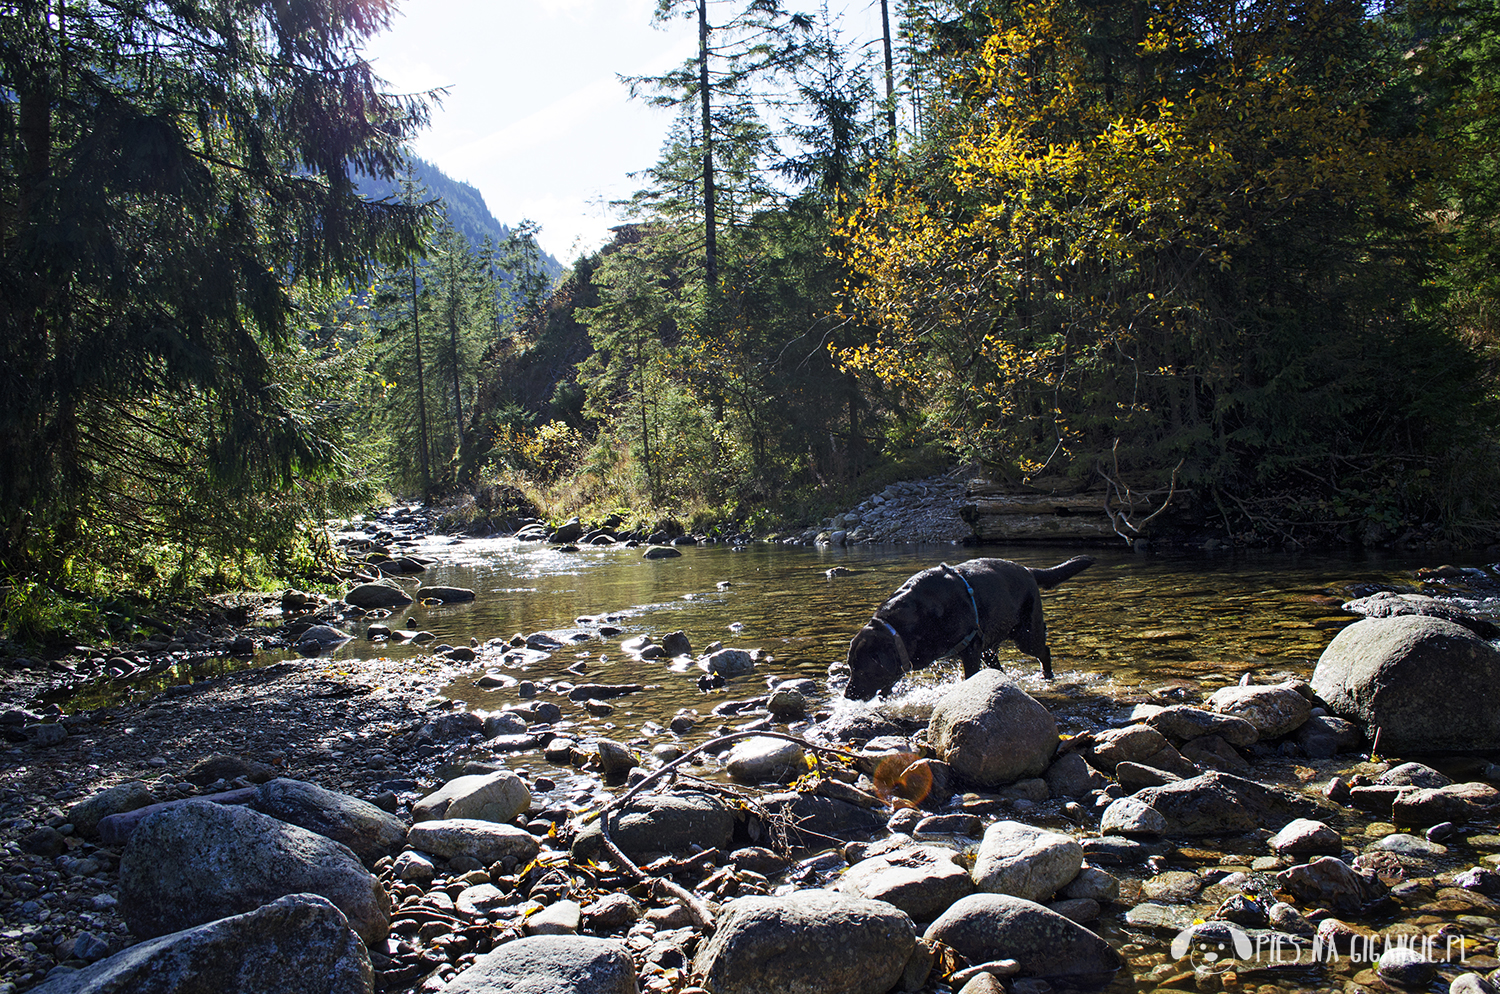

[1141,871,1203,904]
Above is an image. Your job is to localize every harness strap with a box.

[942,563,981,630]
[937,563,983,660]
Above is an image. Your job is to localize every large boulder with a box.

[342,582,413,609]
[924,893,1123,982]
[118,801,389,945]
[443,935,636,994]
[694,890,917,994]
[1311,616,1500,753]
[971,821,1083,902]
[1128,771,1315,836]
[26,893,370,994]
[928,670,1057,787]
[250,779,407,862]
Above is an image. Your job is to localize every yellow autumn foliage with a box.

[835,0,1458,495]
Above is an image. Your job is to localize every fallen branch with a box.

[592,730,865,934]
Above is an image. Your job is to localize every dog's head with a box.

[844,623,906,700]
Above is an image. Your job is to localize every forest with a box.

[2,0,1499,641]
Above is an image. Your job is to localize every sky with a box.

[362,0,889,264]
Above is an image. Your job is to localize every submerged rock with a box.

[415,584,476,603]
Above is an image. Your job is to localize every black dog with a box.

[843,556,1095,700]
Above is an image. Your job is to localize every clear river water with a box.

[299,537,1493,721]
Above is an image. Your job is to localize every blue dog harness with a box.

[871,562,984,674]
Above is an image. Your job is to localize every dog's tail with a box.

[1030,555,1096,589]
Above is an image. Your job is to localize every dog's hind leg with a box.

[1012,597,1054,679]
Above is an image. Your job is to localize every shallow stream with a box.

[302,537,1493,716]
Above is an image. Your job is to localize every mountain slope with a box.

[358,157,565,279]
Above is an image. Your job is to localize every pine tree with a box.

[628,0,813,286]
[0,0,431,578]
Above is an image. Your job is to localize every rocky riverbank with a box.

[5,628,1500,994]
[5,507,1500,994]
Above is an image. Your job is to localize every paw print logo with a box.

[1171,924,1254,973]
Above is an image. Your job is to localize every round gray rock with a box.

[1268,818,1343,857]
[838,846,975,921]
[251,778,407,862]
[694,890,917,994]
[573,791,736,859]
[118,800,389,945]
[413,771,532,824]
[725,736,806,784]
[1311,616,1500,753]
[971,821,1083,902]
[924,893,1123,981]
[929,670,1057,787]
[1099,797,1168,837]
[68,782,157,839]
[1207,684,1312,739]
[343,582,414,609]
[1127,772,1313,836]
[406,819,540,865]
[443,935,636,994]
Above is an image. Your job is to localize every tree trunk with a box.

[412,260,432,499]
[879,0,897,149]
[448,288,464,449]
[698,0,718,287]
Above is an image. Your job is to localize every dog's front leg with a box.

[960,642,985,678]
